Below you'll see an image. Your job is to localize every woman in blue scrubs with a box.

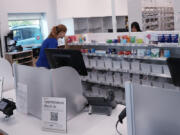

[36,24,67,69]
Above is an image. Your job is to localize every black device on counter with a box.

[87,91,117,116]
[0,98,16,118]
[45,49,88,76]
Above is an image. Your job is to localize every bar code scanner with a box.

[0,77,16,118]
[0,99,16,118]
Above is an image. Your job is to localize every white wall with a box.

[127,0,142,31]
[56,0,128,19]
[0,0,57,56]
[59,18,75,35]
[173,0,180,30]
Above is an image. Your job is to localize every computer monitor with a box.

[167,57,180,86]
[45,49,87,76]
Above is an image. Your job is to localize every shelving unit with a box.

[142,7,174,31]
[5,50,33,66]
[69,42,180,48]
[73,16,127,34]
[68,42,180,104]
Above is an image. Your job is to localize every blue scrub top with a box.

[36,38,58,69]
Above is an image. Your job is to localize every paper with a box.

[113,73,122,86]
[90,58,97,68]
[131,61,140,72]
[105,58,112,69]
[97,58,105,69]
[122,60,130,70]
[141,63,151,73]
[16,83,28,114]
[113,61,121,70]
[98,72,106,83]
[42,97,67,133]
[151,64,163,74]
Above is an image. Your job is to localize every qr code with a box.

[50,112,58,121]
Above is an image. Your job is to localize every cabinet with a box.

[5,50,33,66]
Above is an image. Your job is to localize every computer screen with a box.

[45,49,88,76]
[167,57,180,86]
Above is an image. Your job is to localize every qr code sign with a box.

[50,112,58,121]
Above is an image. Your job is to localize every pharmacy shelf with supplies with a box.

[83,53,167,62]
[69,42,180,48]
[79,42,177,105]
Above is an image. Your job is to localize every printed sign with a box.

[42,97,67,133]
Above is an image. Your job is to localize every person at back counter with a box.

[131,22,142,32]
[36,24,67,69]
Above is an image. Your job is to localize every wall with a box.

[173,0,180,30]
[0,0,57,56]
[127,0,142,31]
[56,0,128,19]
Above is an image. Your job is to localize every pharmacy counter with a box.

[0,90,127,135]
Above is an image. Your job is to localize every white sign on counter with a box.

[42,97,67,133]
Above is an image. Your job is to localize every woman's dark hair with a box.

[131,22,141,32]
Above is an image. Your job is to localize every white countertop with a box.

[0,90,128,135]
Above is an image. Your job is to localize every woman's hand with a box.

[65,36,69,49]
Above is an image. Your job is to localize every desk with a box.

[0,90,128,135]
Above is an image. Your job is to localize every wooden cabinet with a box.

[5,50,33,66]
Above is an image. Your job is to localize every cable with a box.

[116,120,122,135]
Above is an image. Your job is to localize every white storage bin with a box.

[152,81,163,88]
[83,56,90,68]
[106,72,114,84]
[114,90,124,103]
[104,58,113,69]
[163,65,171,76]
[99,88,108,97]
[141,75,151,86]
[152,78,165,88]
[122,60,130,71]
[132,74,140,84]
[122,73,130,86]
[112,60,121,70]
[96,58,105,69]
[151,64,163,74]
[91,86,101,97]
[164,83,178,90]
[91,71,98,82]
[141,63,151,73]
[113,72,122,86]
[131,61,140,72]
[89,58,97,68]
[97,72,106,83]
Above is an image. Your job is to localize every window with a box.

[8,13,48,47]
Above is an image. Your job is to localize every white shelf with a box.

[86,67,171,79]
[83,53,167,61]
[81,79,124,88]
[69,43,180,48]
